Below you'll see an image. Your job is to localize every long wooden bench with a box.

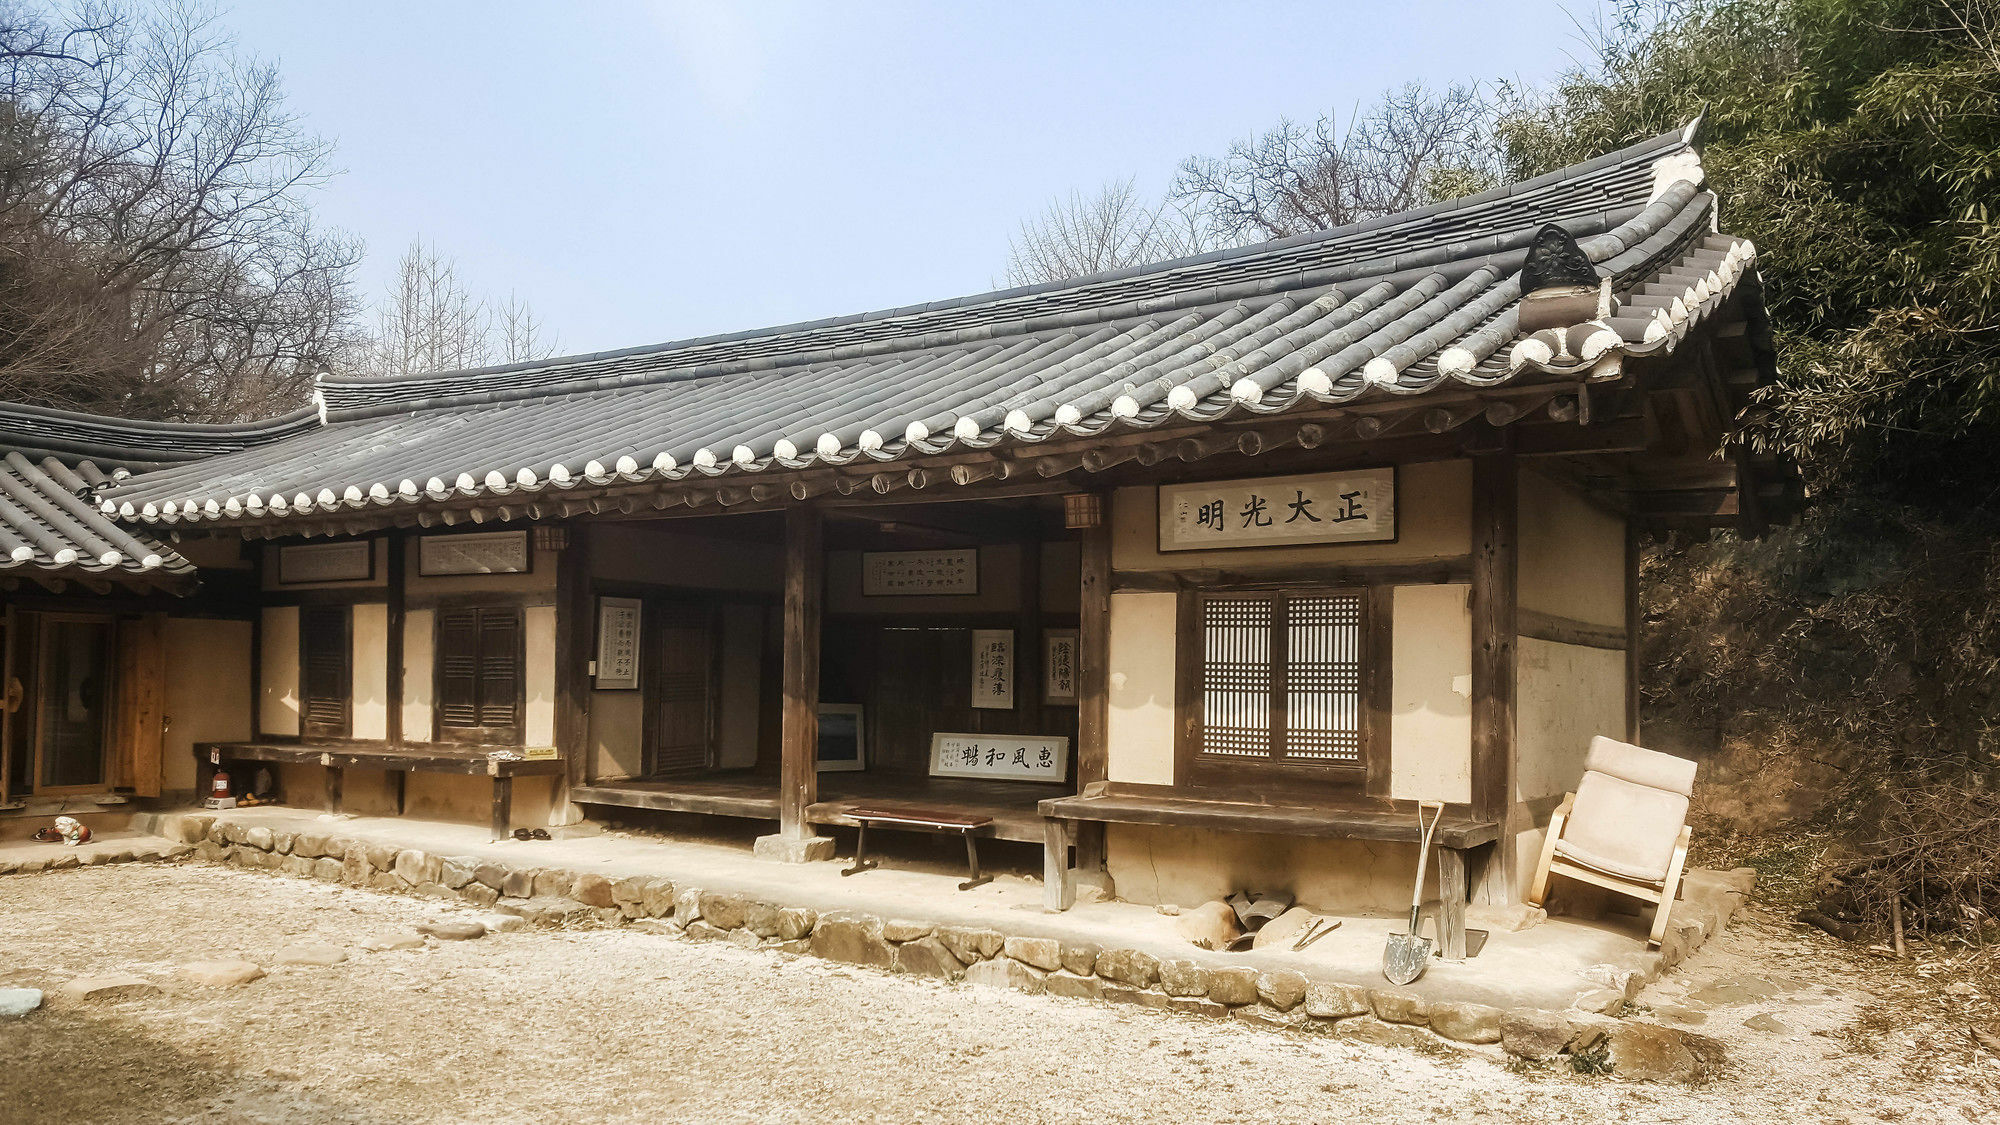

[1039,791,1500,959]
[840,805,995,890]
[195,741,565,841]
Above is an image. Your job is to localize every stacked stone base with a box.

[153,814,1732,1079]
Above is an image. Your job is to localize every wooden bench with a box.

[1039,791,1500,959]
[195,741,566,841]
[840,805,995,890]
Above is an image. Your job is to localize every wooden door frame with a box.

[30,611,118,796]
[431,604,525,746]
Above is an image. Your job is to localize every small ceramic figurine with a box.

[53,816,91,846]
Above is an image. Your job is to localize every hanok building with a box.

[4,123,1790,927]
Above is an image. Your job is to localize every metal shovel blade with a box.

[1382,930,1432,985]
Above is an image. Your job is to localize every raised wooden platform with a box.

[195,740,563,840]
[571,771,1057,843]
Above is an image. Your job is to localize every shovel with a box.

[1382,801,1445,986]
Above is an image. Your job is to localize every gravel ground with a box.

[0,862,1992,1124]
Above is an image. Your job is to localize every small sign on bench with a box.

[928,732,1069,784]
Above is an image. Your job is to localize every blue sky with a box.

[225,1,1602,358]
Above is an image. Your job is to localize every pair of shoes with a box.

[510,828,552,841]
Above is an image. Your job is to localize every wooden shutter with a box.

[436,609,481,731]
[1192,589,1365,770]
[435,606,521,743]
[477,611,521,729]
[300,607,351,738]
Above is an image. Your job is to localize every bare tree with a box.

[1003,176,1212,287]
[496,291,555,364]
[0,0,366,420]
[1173,82,1502,244]
[371,239,490,377]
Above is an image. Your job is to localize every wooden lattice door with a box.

[648,601,716,774]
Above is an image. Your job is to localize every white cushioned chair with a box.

[1527,735,1696,947]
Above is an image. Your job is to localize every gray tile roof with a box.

[0,449,194,591]
[96,123,1764,529]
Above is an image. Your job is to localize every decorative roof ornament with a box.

[1510,224,1624,374]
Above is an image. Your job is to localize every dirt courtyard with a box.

[0,862,1991,1124]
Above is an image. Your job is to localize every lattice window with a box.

[1193,589,1366,768]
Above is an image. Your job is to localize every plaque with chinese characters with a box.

[593,596,642,690]
[1043,629,1078,704]
[928,732,1070,784]
[418,530,532,575]
[970,628,1014,709]
[1158,468,1396,551]
[861,548,978,596]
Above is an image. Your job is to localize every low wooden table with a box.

[195,741,565,841]
[1039,792,1499,959]
[840,805,995,890]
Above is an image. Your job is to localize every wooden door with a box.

[33,614,114,792]
[648,601,715,775]
[435,606,522,744]
[112,613,167,796]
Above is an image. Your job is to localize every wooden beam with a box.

[778,505,824,840]
[1470,453,1518,839]
[1516,607,1627,650]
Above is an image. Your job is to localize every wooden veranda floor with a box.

[571,770,1061,842]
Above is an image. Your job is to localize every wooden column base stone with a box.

[753,833,836,864]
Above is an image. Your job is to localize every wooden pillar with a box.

[554,522,593,823]
[1470,454,1519,899]
[776,505,824,844]
[0,604,13,807]
[385,534,406,746]
[1625,522,1642,743]
[1073,508,1112,875]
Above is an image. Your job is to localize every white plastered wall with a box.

[715,603,764,770]
[401,608,433,743]
[162,618,252,793]
[525,605,556,747]
[1512,470,1633,893]
[1105,591,1178,785]
[350,603,389,740]
[258,605,299,737]
[1389,584,1471,803]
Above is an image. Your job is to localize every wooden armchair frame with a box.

[1527,792,1692,947]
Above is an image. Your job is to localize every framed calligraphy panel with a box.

[928,732,1070,783]
[861,548,979,596]
[1158,468,1396,552]
[1043,629,1079,704]
[970,628,1014,709]
[418,530,532,575]
[593,596,642,690]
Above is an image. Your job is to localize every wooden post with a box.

[323,764,344,816]
[386,533,406,746]
[770,504,829,856]
[1073,509,1112,876]
[1437,847,1468,959]
[554,522,593,823]
[490,774,513,841]
[1625,522,1642,744]
[2,604,15,807]
[1043,817,1075,911]
[1470,454,1519,900]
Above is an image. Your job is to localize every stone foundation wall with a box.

[152,812,1750,1080]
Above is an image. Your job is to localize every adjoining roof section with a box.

[100,122,1769,531]
[0,401,320,469]
[0,448,195,593]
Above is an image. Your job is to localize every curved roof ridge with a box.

[310,125,1693,416]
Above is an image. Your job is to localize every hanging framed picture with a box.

[816,704,866,772]
[418,530,533,576]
